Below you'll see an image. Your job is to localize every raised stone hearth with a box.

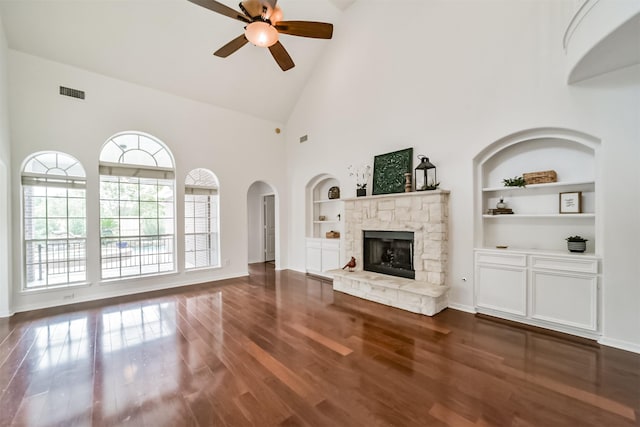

[330,269,449,315]
[334,190,450,316]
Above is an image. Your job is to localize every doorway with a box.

[246,181,278,267]
[263,195,275,262]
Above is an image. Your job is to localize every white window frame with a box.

[21,152,87,289]
[99,132,176,280]
[184,169,220,270]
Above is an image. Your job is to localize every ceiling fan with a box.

[188,0,333,71]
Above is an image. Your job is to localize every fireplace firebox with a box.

[363,230,415,279]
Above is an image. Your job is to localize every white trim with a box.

[447,303,476,314]
[12,272,248,314]
[598,336,640,355]
[0,310,15,318]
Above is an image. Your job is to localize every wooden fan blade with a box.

[264,0,277,8]
[187,0,250,23]
[275,21,333,39]
[268,41,295,71]
[214,34,249,57]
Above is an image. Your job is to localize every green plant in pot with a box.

[502,175,526,187]
[566,235,588,253]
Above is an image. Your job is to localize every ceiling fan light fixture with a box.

[245,21,279,47]
[269,6,283,24]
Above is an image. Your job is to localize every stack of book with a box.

[487,208,514,215]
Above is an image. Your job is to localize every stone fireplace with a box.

[330,190,450,316]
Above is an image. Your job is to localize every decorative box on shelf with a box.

[487,208,514,215]
[326,231,340,239]
[523,170,557,185]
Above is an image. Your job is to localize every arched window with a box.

[22,152,86,288]
[99,132,175,279]
[184,168,220,269]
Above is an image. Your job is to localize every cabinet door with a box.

[530,270,597,331]
[321,246,340,272]
[306,243,322,273]
[476,264,527,316]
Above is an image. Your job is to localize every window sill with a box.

[185,266,223,273]
[21,281,92,295]
[99,270,179,285]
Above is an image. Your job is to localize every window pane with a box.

[24,218,45,240]
[185,218,194,234]
[101,219,119,237]
[140,201,157,218]
[120,201,139,217]
[119,182,139,200]
[47,219,67,239]
[140,184,157,201]
[47,197,67,218]
[158,202,173,218]
[68,198,86,217]
[120,219,139,236]
[141,219,158,236]
[30,196,47,218]
[159,218,173,235]
[100,200,119,218]
[194,218,208,234]
[69,218,86,238]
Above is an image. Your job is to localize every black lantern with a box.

[415,155,438,191]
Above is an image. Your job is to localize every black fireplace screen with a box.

[363,230,414,279]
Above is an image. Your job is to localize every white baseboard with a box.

[12,272,248,315]
[598,336,640,354]
[447,302,477,314]
[0,310,15,318]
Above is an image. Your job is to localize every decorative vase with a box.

[567,241,586,253]
[356,188,366,197]
[496,198,506,209]
[404,173,412,192]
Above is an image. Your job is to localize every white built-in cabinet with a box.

[305,175,342,278]
[475,249,599,338]
[474,130,601,339]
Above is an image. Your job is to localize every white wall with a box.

[7,51,287,313]
[247,181,275,264]
[285,1,640,351]
[0,14,12,317]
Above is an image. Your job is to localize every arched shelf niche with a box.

[305,174,342,239]
[474,128,601,254]
[305,174,342,278]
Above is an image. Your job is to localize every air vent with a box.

[59,86,85,100]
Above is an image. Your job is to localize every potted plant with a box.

[566,235,588,253]
[349,164,371,197]
[502,175,527,187]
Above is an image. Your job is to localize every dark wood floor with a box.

[0,264,638,427]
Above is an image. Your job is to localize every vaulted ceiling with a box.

[0,0,354,123]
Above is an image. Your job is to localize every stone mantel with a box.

[341,189,450,202]
[333,190,450,316]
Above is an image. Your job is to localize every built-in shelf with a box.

[482,180,594,192]
[313,220,340,224]
[483,213,595,219]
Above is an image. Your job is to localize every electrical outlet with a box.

[63,293,75,300]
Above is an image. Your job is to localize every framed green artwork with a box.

[372,148,413,195]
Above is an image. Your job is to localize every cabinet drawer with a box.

[306,238,322,249]
[322,239,340,250]
[530,256,598,274]
[476,251,526,267]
